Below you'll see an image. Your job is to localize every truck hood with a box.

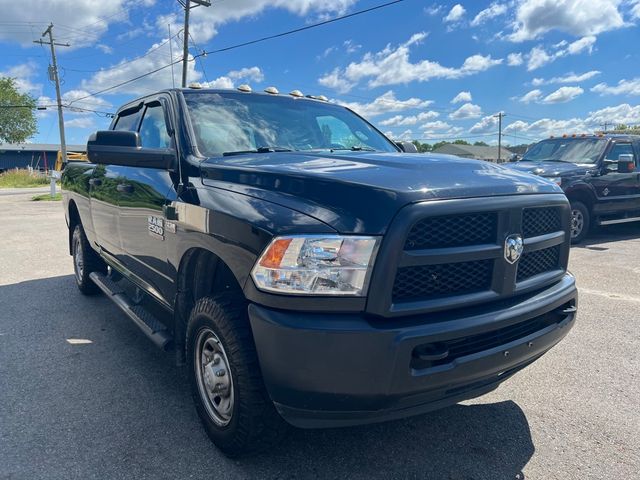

[504,160,597,177]
[200,151,562,234]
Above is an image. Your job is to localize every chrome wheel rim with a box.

[571,209,584,239]
[195,328,234,426]
[73,235,84,281]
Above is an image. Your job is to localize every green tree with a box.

[615,123,628,131]
[473,141,489,146]
[0,77,37,144]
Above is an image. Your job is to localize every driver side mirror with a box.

[87,130,176,170]
[395,141,418,153]
[617,154,636,173]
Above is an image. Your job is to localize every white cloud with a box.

[336,90,433,118]
[508,0,626,42]
[343,39,361,54]
[0,1,131,47]
[227,67,264,83]
[451,91,473,104]
[379,111,440,126]
[80,35,264,97]
[592,78,640,96]
[526,36,597,71]
[420,125,465,140]
[449,103,483,119]
[566,35,596,55]
[503,103,640,139]
[469,114,500,133]
[318,33,502,92]
[532,70,601,86]
[518,89,544,103]
[424,4,444,16]
[542,86,584,103]
[65,117,96,129]
[470,3,508,27]
[159,0,358,45]
[318,68,354,94]
[420,120,454,131]
[632,0,640,18]
[444,4,466,22]
[527,47,552,70]
[507,53,524,66]
[0,62,42,95]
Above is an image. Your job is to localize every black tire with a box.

[570,201,591,244]
[71,224,106,295]
[186,293,287,457]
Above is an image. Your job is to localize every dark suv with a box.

[62,87,577,456]
[506,134,640,242]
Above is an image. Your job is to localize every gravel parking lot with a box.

[1,189,638,480]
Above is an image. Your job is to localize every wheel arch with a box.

[174,247,245,363]
[67,199,81,255]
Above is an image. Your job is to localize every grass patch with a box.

[0,169,52,188]
[32,193,62,201]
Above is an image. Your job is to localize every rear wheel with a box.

[569,201,590,244]
[71,224,106,295]
[187,293,287,457]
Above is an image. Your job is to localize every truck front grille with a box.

[393,260,492,301]
[369,195,571,317]
[405,212,497,250]
[522,207,561,238]
[517,245,561,282]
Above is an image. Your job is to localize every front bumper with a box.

[249,273,577,428]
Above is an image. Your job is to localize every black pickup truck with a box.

[62,87,577,456]
[505,134,640,242]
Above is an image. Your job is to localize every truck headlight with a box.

[251,235,380,296]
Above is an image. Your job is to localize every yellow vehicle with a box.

[54,150,87,172]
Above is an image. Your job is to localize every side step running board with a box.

[598,216,640,226]
[89,272,173,351]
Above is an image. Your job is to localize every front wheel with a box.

[570,201,590,244]
[187,293,287,457]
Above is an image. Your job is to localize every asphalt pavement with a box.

[1,189,638,479]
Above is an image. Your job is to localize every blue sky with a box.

[1,0,639,146]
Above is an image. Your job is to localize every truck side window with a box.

[606,143,635,171]
[113,108,142,132]
[138,104,171,149]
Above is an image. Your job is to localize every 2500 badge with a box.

[148,215,164,240]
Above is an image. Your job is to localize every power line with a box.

[65,1,404,103]
[196,0,405,57]
[67,56,185,105]
[61,33,181,73]
[188,31,209,83]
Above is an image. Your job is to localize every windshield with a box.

[183,91,398,157]
[521,138,607,164]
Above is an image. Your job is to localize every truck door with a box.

[89,105,143,259]
[116,98,178,300]
[592,141,639,217]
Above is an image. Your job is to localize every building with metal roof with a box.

[0,143,86,172]
[433,144,515,163]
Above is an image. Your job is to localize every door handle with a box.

[117,183,134,193]
[89,178,102,187]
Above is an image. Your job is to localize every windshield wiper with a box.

[328,146,377,152]
[223,146,294,156]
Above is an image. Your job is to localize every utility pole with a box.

[494,112,506,163]
[34,23,69,196]
[600,121,610,133]
[179,0,211,88]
